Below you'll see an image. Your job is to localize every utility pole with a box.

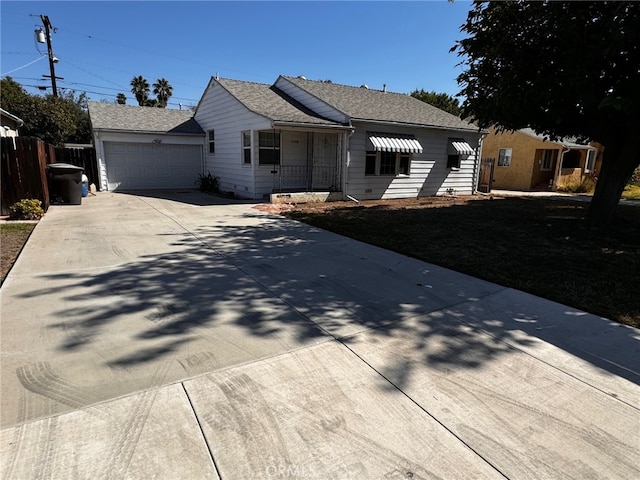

[40,15,59,97]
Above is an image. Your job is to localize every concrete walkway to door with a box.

[1,190,639,479]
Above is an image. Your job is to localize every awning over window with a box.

[448,138,475,155]
[368,134,423,154]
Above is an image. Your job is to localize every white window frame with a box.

[585,149,596,173]
[364,151,411,176]
[497,148,512,167]
[258,131,281,165]
[242,131,251,165]
[208,130,215,154]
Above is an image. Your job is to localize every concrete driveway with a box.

[1,190,638,479]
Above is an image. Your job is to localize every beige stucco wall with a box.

[482,127,564,190]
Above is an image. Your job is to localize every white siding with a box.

[195,83,271,199]
[346,122,480,200]
[275,77,348,124]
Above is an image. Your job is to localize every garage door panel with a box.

[104,142,202,190]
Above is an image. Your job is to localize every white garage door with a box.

[104,142,202,190]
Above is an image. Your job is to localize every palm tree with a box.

[116,93,127,105]
[130,76,150,106]
[152,78,173,108]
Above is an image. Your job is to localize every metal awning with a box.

[448,138,475,155]
[368,134,423,153]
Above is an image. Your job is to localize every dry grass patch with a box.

[285,195,640,327]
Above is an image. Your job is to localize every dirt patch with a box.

[257,194,495,215]
[1,223,36,285]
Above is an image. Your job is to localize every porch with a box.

[264,130,343,195]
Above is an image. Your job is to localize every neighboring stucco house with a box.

[194,75,483,201]
[1,108,24,139]
[482,127,601,191]
[88,102,205,191]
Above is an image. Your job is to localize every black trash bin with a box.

[47,163,84,205]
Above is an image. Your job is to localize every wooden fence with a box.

[0,137,98,216]
[478,157,495,193]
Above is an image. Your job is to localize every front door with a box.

[311,133,339,190]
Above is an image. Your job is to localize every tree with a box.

[130,75,150,106]
[0,77,90,145]
[116,93,127,105]
[152,78,173,108]
[410,89,461,116]
[452,1,640,228]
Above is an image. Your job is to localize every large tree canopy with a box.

[452,1,640,227]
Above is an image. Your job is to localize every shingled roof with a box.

[280,76,478,132]
[214,78,346,127]
[88,102,204,135]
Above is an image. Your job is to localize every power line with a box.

[1,55,47,76]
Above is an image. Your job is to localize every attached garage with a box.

[88,102,205,191]
[104,142,202,191]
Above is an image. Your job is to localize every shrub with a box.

[197,172,219,193]
[557,176,596,194]
[9,199,44,220]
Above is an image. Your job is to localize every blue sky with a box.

[1,1,473,109]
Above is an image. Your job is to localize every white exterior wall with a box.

[195,83,271,199]
[346,122,480,200]
[93,131,204,191]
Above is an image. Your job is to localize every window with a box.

[498,148,512,167]
[379,151,396,175]
[242,131,251,164]
[585,149,596,173]
[365,151,377,175]
[258,131,280,165]
[447,154,461,169]
[208,130,215,154]
[541,149,555,171]
[364,151,412,176]
[399,154,410,175]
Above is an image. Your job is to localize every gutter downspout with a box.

[553,145,569,191]
[342,125,356,200]
[473,128,488,194]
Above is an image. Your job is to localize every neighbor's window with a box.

[365,151,412,176]
[208,130,215,154]
[447,154,461,169]
[258,131,280,165]
[498,148,512,167]
[242,131,251,164]
[541,149,555,171]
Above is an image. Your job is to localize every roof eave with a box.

[93,128,205,136]
[353,118,484,134]
[272,120,351,130]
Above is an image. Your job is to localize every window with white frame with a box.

[242,131,251,164]
[258,131,280,165]
[447,154,461,169]
[497,148,512,167]
[208,130,215,154]
[585,149,596,173]
[541,149,555,171]
[365,151,411,176]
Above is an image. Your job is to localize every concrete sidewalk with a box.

[1,190,638,479]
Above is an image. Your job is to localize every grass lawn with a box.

[285,196,640,328]
[1,223,36,286]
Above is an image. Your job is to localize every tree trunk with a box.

[586,133,639,229]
